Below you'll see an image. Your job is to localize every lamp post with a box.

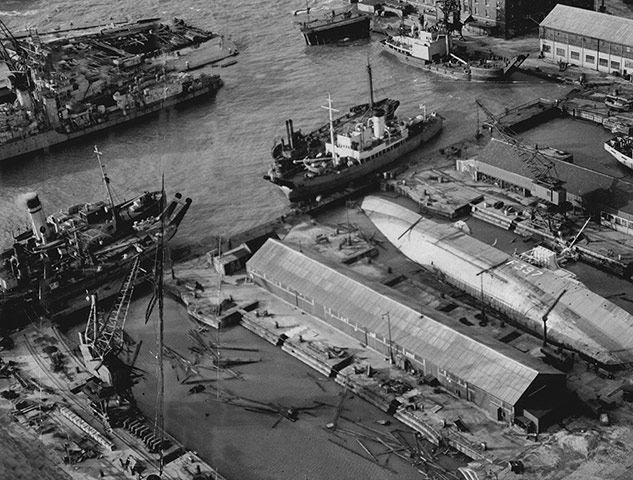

[383,312,394,364]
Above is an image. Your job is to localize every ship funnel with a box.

[372,108,386,139]
[25,193,50,243]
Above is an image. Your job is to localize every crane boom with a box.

[83,255,142,360]
[475,99,563,189]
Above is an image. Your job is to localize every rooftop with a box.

[247,238,564,406]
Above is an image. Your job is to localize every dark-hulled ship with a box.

[297,8,370,45]
[263,64,443,203]
[0,147,192,326]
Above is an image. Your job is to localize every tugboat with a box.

[263,63,443,203]
[0,147,192,325]
[605,135,633,170]
[296,7,370,45]
[381,18,526,81]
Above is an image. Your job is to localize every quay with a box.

[161,187,633,480]
[0,320,226,480]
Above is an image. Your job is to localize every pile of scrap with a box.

[326,417,465,479]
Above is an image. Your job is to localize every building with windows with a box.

[247,238,568,431]
[407,0,592,38]
[459,138,633,236]
[540,4,633,76]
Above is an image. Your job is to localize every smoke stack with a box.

[372,108,386,139]
[25,193,50,244]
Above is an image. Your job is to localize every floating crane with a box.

[475,99,565,192]
[79,255,142,383]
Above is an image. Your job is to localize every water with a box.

[0,0,571,252]
[0,2,614,478]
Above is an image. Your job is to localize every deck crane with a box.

[79,255,142,383]
[475,99,566,196]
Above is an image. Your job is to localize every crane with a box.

[80,255,142,381]
[541,289,566,347]
[475,99,564,191]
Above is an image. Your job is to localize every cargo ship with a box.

[362,195,633,366]
[0,147,192,326]
[296,8,370,45]
[381,21,526,81]
[263,63,442,203]
[0,18,235,163]
[604,135,633,170]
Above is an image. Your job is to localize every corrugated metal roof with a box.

[540,5,633,45]
[247,239,564,406]
[478,138,624,199]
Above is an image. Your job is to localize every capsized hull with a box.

[362,195,633,366]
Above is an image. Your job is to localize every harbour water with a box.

[0,0,578,252]
[3,1,632,478]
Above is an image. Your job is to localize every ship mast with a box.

[321,93,340,167]
[367,60,374,110]
[94,145,115,208]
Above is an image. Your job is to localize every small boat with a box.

[296,7,370,45]
[605,94,633,112]
[605,135,633,170]
[0,147,192,325]
[381,20,526,81]
[263,63,442,203]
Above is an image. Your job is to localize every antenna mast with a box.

[94,145,115,207]
[321,93,340,167]
[367,60,374,109]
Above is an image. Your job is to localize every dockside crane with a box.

[80,255,142,382]
[475,99,565,192]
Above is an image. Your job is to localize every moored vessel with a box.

[0,147,192,326]
[0,17,232,163]
[263,63,442,203]
[381,19,526,81]
[605,135,633,170]
[296,8,370,45]
[362,195,633,366]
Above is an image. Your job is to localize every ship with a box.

[0,147,192,326]
[362,195,633,366]
[605,135,633,170]
[263,63,443,203]
[0,17,236,163]
[381,20,527,81]
[296,7,371,45]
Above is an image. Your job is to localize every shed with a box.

[247,239,567,428]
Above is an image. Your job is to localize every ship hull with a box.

[381,39,521,82]
[285,116,442,203]
[0,79,222,163]
[300,15,370,46]
[605,137,633,170]
[362,195,633,366]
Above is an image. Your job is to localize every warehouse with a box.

[246,239,567,432]
[540,5,633,76]
[460,138,633,234]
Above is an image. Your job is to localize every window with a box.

[599,58,609,67]
[474,6,478,14]
[555,48,565,57]
[570,51,580,60]
[485,8,489,17]
[586,54,595,63]
[612,61,621,70]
